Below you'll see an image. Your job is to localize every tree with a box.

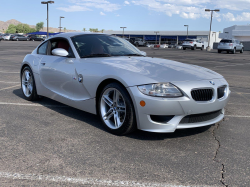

[101,29,104,33]
[83,28,86,32]
[6,24,16,33]
[29,28,36,33]
[36,22,44,31]
[64,27,66,32]
[16,24,24,33]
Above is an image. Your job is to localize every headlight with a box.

[137,83,183,97]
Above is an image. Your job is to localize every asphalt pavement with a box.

[0,41,249,186]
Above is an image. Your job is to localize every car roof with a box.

[52,32,109,38]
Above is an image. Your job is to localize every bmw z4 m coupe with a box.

[20,33,230,135]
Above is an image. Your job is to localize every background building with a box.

[103,30,220,48]
[219,25,250,41]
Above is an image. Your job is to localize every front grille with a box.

[191,89,213,101]
[180,110,222,124]
[218,86,226,99]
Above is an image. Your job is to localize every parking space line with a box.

[225,115,250,118]
[0,171,183,187]
[0,71,19,73]
[0,81,19,84]
[0,85,20,91]
[0,102,68,107]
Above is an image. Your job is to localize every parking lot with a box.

[0,41,249,186]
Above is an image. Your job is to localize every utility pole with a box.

[59,16,65,33]
[120,27,127,38]
[184,25,189,39]
[205,9,220,51]
[154,31,159,44]
[41,1,54,38]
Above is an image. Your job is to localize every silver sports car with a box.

[20,32,230,135]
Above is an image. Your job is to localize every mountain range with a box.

[0,19,79,33]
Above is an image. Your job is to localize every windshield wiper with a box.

[81,54,111,58]
[123,54,144,56]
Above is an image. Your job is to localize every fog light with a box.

[140,100,146,107]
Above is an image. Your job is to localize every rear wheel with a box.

[21,66,40,101]
[232,48,236,54]
[218,50,221,53]
[98,83,137,135]
[17,39,19,41]
[183,47,186,50]
[136,43,139,47]
[240,48,244,53]
[201,45,204,50]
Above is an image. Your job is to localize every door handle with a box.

[41,62,46,66]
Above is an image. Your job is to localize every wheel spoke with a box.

[25,86,29,96]
[103,108,114,120]
[113,90,119,105]
[102,95,113,107]
[27,84,33,92]
[25,71,30,81]
[114,113,119,127]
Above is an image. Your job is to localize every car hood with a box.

[97,56,223,83]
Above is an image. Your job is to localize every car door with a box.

[38,39,76,100]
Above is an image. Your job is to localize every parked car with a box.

[20,32,230,135]
[182,39,204,50]
[217,39,244,54]
[10,34,20,41]
[3,34,12,40]
[168,42,177,48]
[176,45,183,50]
[132,38,147,47]
[13,35,29,41]
[160,44,168,48]
[0,34,4,41]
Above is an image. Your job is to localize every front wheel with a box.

[183,47,186,50]
[240,48,244,53]
[17,39,19,41]
[218,50,221,53]
[21,66,40,101]
[201,45,204,50]
[98,83,137,135]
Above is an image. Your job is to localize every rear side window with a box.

[38,41,48,55]
[220,40,232,43]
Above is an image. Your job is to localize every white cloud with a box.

[124,1,130,5]
[223,12,250,21]
[57,5,91,12]
[58,0,120,12]
[131,0,209,19]
[100,11,106,15]
[214,0,250,11]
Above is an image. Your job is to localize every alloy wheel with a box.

[22,70,33,97]
[100,88,126,129]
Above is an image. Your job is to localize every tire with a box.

[33,39,34,41]
[240,48,244,53]
[232,48,236,54]
[227,51,229,54]
[27,39,29,41]
[183,47,186,50]
[136,43,139,47]
[201,45,204,50]
[218,50,221,53]
[98,82,137,135]
[17,39,19,41]
[21,66,40,101]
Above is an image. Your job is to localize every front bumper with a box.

[127,78,230,133]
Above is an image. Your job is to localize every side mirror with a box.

[140,51,147,56]
[52,48,69,57]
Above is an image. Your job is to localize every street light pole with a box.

[41,1,54,39]
[120,27,127,38]
[154,31,159,44]
[59,16,65,33]
[205,9,220,51]
[184,25,189,39]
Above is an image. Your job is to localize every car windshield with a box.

[71,34,143,58]
[184,39,194,42]
[220,40,232,43]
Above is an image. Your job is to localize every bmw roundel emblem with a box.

[209,81,215,85]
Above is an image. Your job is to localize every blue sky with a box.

[1,0,250,32]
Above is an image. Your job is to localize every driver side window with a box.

[49,38,75,58]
